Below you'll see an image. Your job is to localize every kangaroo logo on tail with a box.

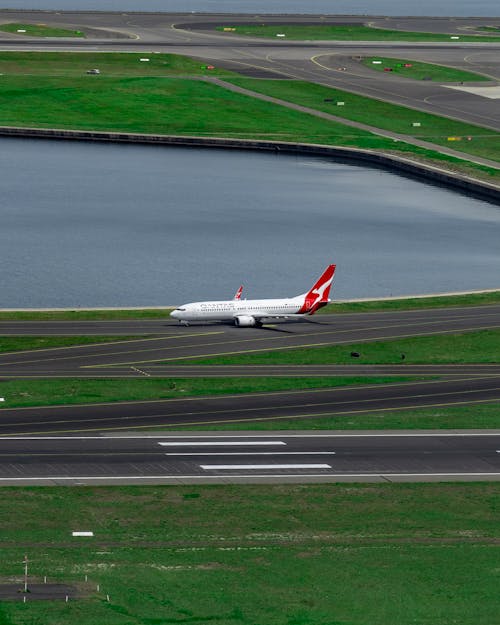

[298,265,336,314]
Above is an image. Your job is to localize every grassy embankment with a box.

[0,22,84,37]
[0,483,498,625]
[0,291,499,319]
[226,77,500,165]
[362,56,490,81]
[217,23,500,42]
[0,52,497,183]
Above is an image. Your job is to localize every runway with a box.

[0,431,498,485]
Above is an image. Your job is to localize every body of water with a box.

[0,1,498,17]
[0,138,499,307]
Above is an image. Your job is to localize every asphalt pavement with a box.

[0,431,498,485]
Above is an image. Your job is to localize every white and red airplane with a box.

[170,265,336,327]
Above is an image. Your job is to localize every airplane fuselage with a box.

[172,297,304,323]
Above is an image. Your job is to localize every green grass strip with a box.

[0,336,139,354]
[0,22,85,38]
[0,484,499,624]
[218,23,500,42]
[0,292,498,320]
[0,51,231,77]
[226,78,500,163]
[0,377,409,409]
[320,291,500,313]
[175,329,500,365]
[178,402,500,431]
[362,56,489,82]
[0,309,172,320]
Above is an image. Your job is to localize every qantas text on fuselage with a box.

[170,265,336,327]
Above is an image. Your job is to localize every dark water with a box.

[1,138,499,307]
[1,0,498,16]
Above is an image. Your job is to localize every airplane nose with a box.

[170,310,179,319]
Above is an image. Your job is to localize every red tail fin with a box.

[298,265,336,314]
[233,285,243,300]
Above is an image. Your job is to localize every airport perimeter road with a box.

[0,431,498,485]
[0,12,498,131]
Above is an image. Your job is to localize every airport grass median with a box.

[216,23,500,42]
[225,77,500,163]
[177,402,500,431]
[0,483,498,625]
[0,376,410,410]
[0,23,84,37]
[171,328,500,366]
[362,56,489,82]
[0,336,139,353]
[0,291,498,320]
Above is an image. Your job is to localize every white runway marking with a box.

[165,452,336,456]
[158,441,286,446]
[200,464,332,470]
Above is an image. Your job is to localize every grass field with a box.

[0,51,229,77]
[171,328,500,365]
[216,23,500,42]
[0,377,408,410]
[227,78,500,163]
[178,402,500,431]
[0,52,497,183]
[0,336,137,354]
[0,292,498,320]
[362,56,489,82]
[323,291,500,313]
[0,23,84,38]
[0,483,498,624]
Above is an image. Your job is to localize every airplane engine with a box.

[234,315,258,327]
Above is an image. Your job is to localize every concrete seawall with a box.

[0,126,498,204]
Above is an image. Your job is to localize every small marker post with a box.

[23,555,28,593]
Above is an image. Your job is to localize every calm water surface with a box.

[1,139,499,307]
[1,1,498,16]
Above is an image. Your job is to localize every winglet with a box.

[233,285,243,300]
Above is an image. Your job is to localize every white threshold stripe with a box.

[166,452,336,456]
[0,472,499,481]
[158,441,286,446]
[200,464,332,470]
